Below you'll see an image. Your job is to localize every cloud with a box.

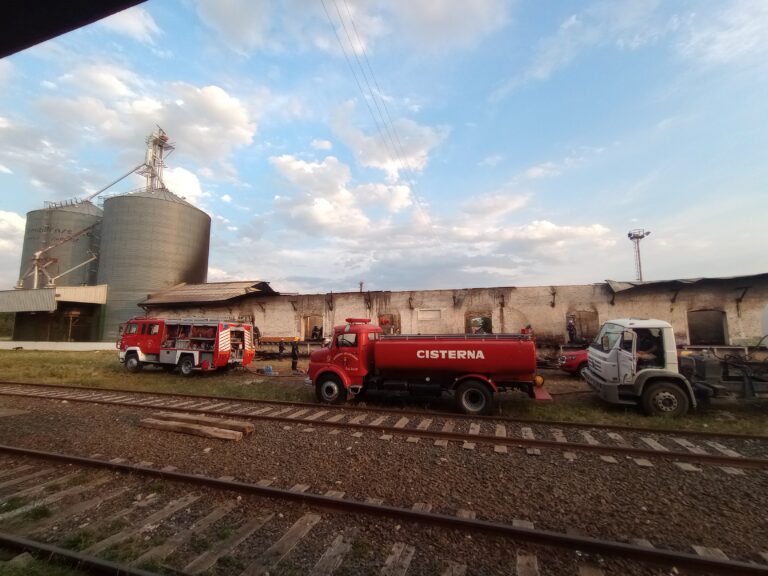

[163,167,210,206]
[0,60,12,85]
[195,0,273,54]
[356,183,413,213]
[0,211,26,289]
[99,6,162,44]
[221,194,232,202]
[524,162,561,180]
[677,1,768,67]
[478,154,503,167]
[330,102,449,181]
[0,164,12,175]
[459,191,530,219]
[384,0,510,52]
[311,139,333,150]
[58,64,147,99]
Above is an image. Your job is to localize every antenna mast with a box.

[627,229,651,281]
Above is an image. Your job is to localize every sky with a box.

[1,0,766,294]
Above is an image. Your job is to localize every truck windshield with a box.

[591,323,624,352]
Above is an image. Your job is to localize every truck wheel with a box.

[125,354,143,373]
[178,356,195,377]
[642,382,689,417]
[455,380,492,415]
[316,376,347,404]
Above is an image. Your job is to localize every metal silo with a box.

[97,189,211,340]
[17,201,102,289]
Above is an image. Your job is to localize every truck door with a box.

[143,322,163,356]
[618,330,636,383]
[332,331,362,384]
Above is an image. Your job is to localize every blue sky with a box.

[1,0,766,293]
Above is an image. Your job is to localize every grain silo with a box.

[96,188,211,340]
[17,201,102,289]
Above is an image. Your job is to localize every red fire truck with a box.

[118,317,255,375]
[307,318,548,415]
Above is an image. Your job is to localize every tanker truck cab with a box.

[307,318,546,415]
[307,318,382,404]
[583,318,696,417]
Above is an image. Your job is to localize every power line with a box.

[319,0,401,175]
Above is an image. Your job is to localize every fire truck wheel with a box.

[125,354,143,373]
[641,381,689,417]
[316,376,347,404]
[456,380,492,415]
[178,356,195,377]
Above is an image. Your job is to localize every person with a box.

[290,342,299,372]
[278,341,285,358]
[636,329,660,368]
[567,318,577,343]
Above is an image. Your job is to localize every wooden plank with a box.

[607,432,630,447]
[139,418,244,441]
[578,566,605,576]
[369,416,387,426]
[516,552,540,576]
[305,410,330,421]
[692,546,728,559]
[0,465,34,480]
[324,490,345,499]
[310,532,356,576]
[381,542,416,576]
[184,512,274,574]
[551,429,568,443]
[495,424,506,437]
[290,484,310,493]
[131,502,236,566]
[436,421,454,446]
[641,437,669,452]
[287,408,311,419]
[0,475,112,521]
[600,455,618,464]
[441,561,467,576]
[521,427,535,440]
[513,519,534,529]
[153,412,254,434]
[672,437,707,454]
[706,441,742,458]
[411,502,432,512]
[327,414,346,423]
[468,423,481,435]
[394,417,409,428]
[85,493,200,554]
[456,509,475,519]
[416,418,433,430]
[0,468,56,491]
[23,486,131,536]
[349,415,367,424]
[239,513,322,576]
[674,462,702,472]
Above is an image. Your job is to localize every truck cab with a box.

[583,318,697,417]
[307,318,383,403]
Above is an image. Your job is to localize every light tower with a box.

[627,229,651,281]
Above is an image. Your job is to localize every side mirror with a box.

[601,335,610,351]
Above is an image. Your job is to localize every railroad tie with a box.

[239,512,322,576]
[305,410,330,421]
[417,418,433,430]
[606,432,630,448]
[706,441,743,458]
[327,414,346,423]
[287,408,311,419]
[84,493,200,554]
[435,421,454,447]
[309,531,357,576]
[692,546,729,560]
[516,552,540,576]
[369,416,388,426]
[551,429,568,443]
[183,512,274,575]
[441,560,467,576]
[520,427,540,456]
[394,417,409,429]
[349,415,367,425]
[130,501,236,566]
[641,437,669,452]
[671,437,707,454]
[381,542,416,576]
[674,462,702,473]
[0,474,112,521]
[494,424,508,454]
[411,502,432,513]
[578,566,605,576]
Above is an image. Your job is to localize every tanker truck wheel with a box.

[455,380,492,415]
[316,375,347,404]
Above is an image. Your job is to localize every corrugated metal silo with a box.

[17,202,102,289]
[96,189,211,340]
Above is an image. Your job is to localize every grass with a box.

[0,350,766,435]
[0,498,27,513]
[0,557,86,576]
[22,506,52,522]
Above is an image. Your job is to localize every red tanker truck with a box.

[306,318,548,415]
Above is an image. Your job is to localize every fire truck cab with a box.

[118,317,255,375]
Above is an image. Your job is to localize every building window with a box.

[378,313,401,335]
[465,313,492,334]
[688,310,727,345]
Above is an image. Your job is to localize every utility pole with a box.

[627,229,651,281]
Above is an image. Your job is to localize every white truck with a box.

[583,318,768,417]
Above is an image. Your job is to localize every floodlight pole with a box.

[627,229,651,281]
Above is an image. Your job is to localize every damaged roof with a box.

[141,281,277,306]
[606,273,768,293]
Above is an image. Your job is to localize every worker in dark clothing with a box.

[567,318,577,343]
[290,342,299,373]
[278,341,285,358]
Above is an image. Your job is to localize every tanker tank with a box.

[17,201,102,289]
[96,189,211,341]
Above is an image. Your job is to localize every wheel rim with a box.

[653,390,678,412]
[321,381,340,402]
[127,357,137,369]
[462,388,486,412]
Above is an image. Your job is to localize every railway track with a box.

[0,381,766,473]
[1,446,767,575]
